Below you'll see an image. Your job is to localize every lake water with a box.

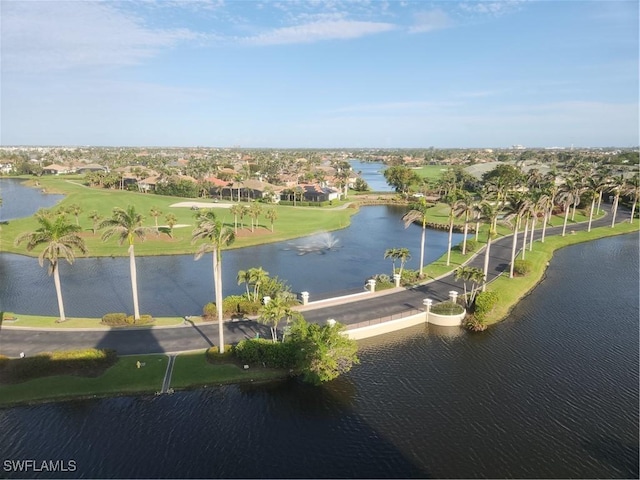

[0,233,637,478]
[349,159,393,192]
[0,178,64,221]
[0,177,461,316]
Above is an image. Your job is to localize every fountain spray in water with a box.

[293,232,340,255]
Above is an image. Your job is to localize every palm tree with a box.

[583,176,604,232]
[479,200,501,291]
[265,208,278,232]
[384,248,400,276]
[454,266,484,308]
[402,197,431,277]
[608,175,626,228]
[165,213,178,235]
[229,204,243,234]
[248,266,269,302]
[557,179,578,237]
[248,202,262,232]
[453,193,475,255]
[258,295,302,342]
[504,194,532,278]
[67,204,82,226]
[191,209,235,353]
[443,194,459,266]
[626,174,640,224]
[237,269,252,298]
[87,210,101,235]
[15,215,87,322]
[149,206,162,233]
[100,205,151,321]
[397,248,411,278]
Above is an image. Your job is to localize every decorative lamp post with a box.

[423,298,433,324]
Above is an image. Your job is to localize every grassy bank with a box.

[483,222,639,325]
[0,314,196,329]
[0,350,288,407]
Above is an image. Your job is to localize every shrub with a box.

[234,339,298,369]
[464,239,479,253]
[464,316,487,332]
[222,295,261,317]
[474,291,499,322]
[101,313,153,326]
[203,302,216,318]
[513,259,532,276]
[101,312,127,326]
[431,301,465,315]
[400,269,420,286]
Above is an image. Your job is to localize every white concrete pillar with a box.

[367,279,376,293]
[449,291,458,304]
[263,296,271,305]
[423,299,433,324]
[393,273,401,287]
[327,318,336,327]
[300,291,309,305]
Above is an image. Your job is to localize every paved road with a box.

[0,203,631,357]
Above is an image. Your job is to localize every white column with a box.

[449,290,458,304]
[301,291,309,305]
[263,296,271,305]
[423,298,433,324]
[367,279,376,293]
[327,319,336,327]
[393,273,401,287]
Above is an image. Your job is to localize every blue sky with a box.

[2,0,638,148]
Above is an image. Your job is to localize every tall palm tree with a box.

[67,204,83,226]
[584,176,604,232]
[237,269,252,298]
[248,202,262,232]
[384,248,400,276]
[402,197,431,277]
[557,179,579,237]
[397,248,411,278]
[453,193,475,255]
[149,206,162,233]
[87,210,102,235]
[504,194,532,278]
[15,215,87,322]
[258,295,302,342]
[265,208,278,232]
[248,266,269,302]
[479,201,501,291]
[191,209,235,353]
[100,205,151,321]
[608,175,625,228]
[443,193,459,266]
[229,204,243,234]
[626,174,640,224]
[454,266,485,308]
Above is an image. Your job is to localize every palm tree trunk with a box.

[521,217,529,260]
[562,202,570,236]
[446,216,454,266]
[588,197,596,232]
[475,215,480,241]
[541,209,548,243]
[630,196,637,224]
[419,225,426,276]
[571,200,577,221]
[129,245,141,320]
[509,220,519,278]
[529,216,536,251]
[611,194,619,228]
[482,235,492,292]
[461,212,469,255]
[597,190,603,214]
[53,263,67,322]
[213,248,225,353]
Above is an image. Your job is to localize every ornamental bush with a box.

[431,301,465,315]
[101,312,127,325]
[234,339,298,369]
[513,259,532,276]
[205,345,234,362]
[473,291,499,323]
[464,239,479,253]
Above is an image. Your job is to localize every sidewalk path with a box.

[0,204,632,357]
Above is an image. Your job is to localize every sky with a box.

[1,0,638,148]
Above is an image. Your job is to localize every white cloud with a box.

[243,19,396,45]
[458,1,525,17]
[409,9,453,33]
[2,1,198,73]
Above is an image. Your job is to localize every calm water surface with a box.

[0,178,64,221]
[0,234,637,479]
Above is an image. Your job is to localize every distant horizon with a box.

[3,0,638,148]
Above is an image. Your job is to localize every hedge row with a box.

[101,313,154,326]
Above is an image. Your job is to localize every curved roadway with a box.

[0,203,632,357]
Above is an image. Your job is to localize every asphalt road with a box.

[0,203,629,357]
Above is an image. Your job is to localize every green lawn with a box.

[412,165,447,180]
[0,354,167,406]
[1,314,197,329]
[1,176,356,257]
[170,350,288,389]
